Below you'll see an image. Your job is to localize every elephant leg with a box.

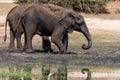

[62,33,68,53]
[42,36,53,53]
[8,31,15,51]
[51,38,64,53]
[25,33,34,53]
[51,30,66,54]
[23,33,27,51]
[16,32,23,51]
[24,24,36,53]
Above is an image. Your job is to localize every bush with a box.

[77,0,110,14]
[50,0,111,13]
[16,0,50,4]
[16,0,112,14]
[15,0,27,3]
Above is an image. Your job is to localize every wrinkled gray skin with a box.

[4,4,30,51]
[59,11,92,50]
[4,4,64,52]
[21,5,92,53]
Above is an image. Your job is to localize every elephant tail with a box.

[4,18,8,42]
[81,68,91,80]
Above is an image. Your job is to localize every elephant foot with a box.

[7,48,16,52]
[23,47,27,52]
[16,48,24,52]
[59,51,66,54]
[17,47,23,51]
[44,48,53,53]
[25,49,34,53]
[15,50,24,53]
[7,50,15,52]
[48,49,53,53]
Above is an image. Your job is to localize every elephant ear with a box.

[59,12,76,33]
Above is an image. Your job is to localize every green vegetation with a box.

[50,0,111,13]
[0,64,67,80]
[0,30,120,69]
[0,70,41,80]
[16,0,113,13]
[1,30,120,68]
[0,62,119,80]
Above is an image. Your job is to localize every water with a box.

[0,63,120,80]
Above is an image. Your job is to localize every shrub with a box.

[16,0,50,4]
[16,0,112,14]
[50,0,112,13]
[15,0,27,3]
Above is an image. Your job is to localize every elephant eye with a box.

[76,21,82,26]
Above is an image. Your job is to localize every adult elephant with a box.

[20,5,92,53]
[4,3,64,52]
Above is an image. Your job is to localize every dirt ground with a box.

[0,3,120,80]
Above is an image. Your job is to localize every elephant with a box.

[59,11,92,50]
[19,4,92,53]
[4,3,64,52]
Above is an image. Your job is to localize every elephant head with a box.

[59,11,92,50]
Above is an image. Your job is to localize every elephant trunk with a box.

[82,31,92,50]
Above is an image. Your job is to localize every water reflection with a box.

[0,63,68,80]
[8,64,33,80]
[0,62,120,80]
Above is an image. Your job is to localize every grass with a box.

[0,2,120,79]
[0,62,119,80]
[0,70,42,80]
[1,30,120,67]
[0,28,120,79]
